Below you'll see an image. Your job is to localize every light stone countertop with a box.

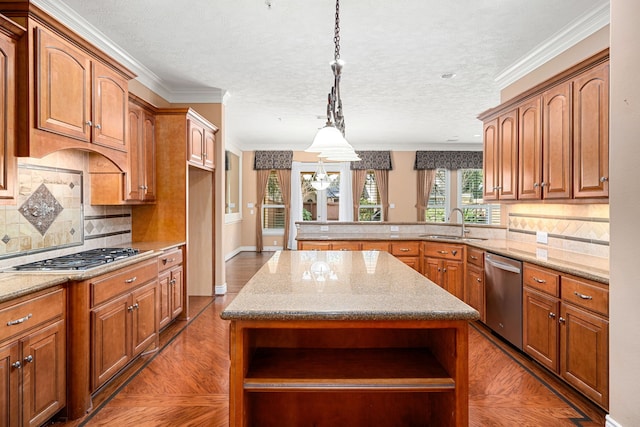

[0,241,185,303]
[296,233,609,284]
[221,250,480,322]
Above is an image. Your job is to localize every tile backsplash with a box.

[0,151,132,269]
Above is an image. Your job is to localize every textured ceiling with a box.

[45,0,608,152]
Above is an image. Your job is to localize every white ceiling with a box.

[35,0,609,152]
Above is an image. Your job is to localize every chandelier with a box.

[305,0,360,163]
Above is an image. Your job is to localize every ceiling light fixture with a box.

[305,0,360,163]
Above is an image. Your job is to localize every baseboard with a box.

[606,414,623,427]
[215,282,227,295]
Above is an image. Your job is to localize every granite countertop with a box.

[221,250,480,322]
[296,233,609,284]
[0,241,185,303]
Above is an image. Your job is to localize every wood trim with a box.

[478,49,609,121]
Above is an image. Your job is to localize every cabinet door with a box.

[442,260,464,299]
[204,127,216,170]
[465,265,484,322]
[397,256,420,272]
[21,320,66,427]
[518,97,542,200]
[141,111,156,201]
[91,294,130,390]
[482,118,499,201]
[131,282,158,357]
[92,61,128,152]
[158,270,171,330]
[423,258,442,287]
[36,27,91,142]
[560,303,608,407]
[543,82,572,199]
[126,104,144,201]
[573,62,609,198]
[170,267,184,320]
[188,119,205,165]
[523,289,559,372]
[498,110,518,200]
[0,342,18,427]
[0,31,16,202]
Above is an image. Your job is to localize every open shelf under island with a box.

[221,250,480,427]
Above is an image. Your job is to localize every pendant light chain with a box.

[334,0,340,61]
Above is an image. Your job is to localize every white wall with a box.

[608,0,640,425]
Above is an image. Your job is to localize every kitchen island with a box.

[221,250,479,427]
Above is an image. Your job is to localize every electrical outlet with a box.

[273,240,277,245]
[390,225,399,232]
[536,231,548,244]
[320,225,329,232]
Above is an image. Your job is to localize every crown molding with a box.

[495,2,610,90]
[239,141,483,152]
[31,0,226,104]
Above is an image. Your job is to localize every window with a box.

[458,169,501,225]
[425,169,448,222]
[358,171,382,221]
[300,170,341,221]
[262,170,285,229]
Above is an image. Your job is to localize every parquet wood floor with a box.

[51,251,606,426]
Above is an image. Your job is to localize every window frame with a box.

[262,170,285,235]
[457,168,501,226]
[425,168,450,223]
[358,170,383,222]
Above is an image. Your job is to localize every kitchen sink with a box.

[420,234,487,242]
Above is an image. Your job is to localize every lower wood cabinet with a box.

[423,242,464,299]
[522,263,609,409]
[158,247,184,329]
[390,241,421,272]
[0,287,66,427]
[465,248,485,322]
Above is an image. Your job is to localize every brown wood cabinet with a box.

[522,263,608,409]
[390,241,421,272]
[541,82,572,199]
[464,248,485,322]
[90,261,158,391]
[1,4,135,171]
[0,16,21,204]
[0,287,66,427]
[423,242,465,299]
[483,110,518,201]
[573,61,609,198]
[126,96,156,202]
[188,115,216,170]
[158,247,184,329]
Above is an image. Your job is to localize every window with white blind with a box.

[425,169,448,222]
[458,169,501,225]
[359,171,382,221]
[262,170,285,230]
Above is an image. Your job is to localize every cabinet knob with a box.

[600,176,608,182]
[86,120,92,127]
[24,355,33,364]
[558,317,566,324]
[442,268,447,273]
[540,182,547,187]
[548,312,556,319]
[95,123,102,130]
[128,305,134,312]
[533,182,539,188]
[11,361,21,369]
[452,250,457,256]
[476,278,482,283]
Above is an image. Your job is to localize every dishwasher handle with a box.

[485,257,521,274]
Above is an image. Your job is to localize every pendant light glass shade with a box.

[318,149,361,162]
[306,125,350,152]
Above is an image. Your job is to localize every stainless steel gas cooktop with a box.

[12,248,139,271]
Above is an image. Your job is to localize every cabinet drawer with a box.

[331,241,361,251]
[158,248,183,272]
[467,248,484,267]
[91,259,157,307]
[298,241,332,251]
[0,288,64,342]
[423,243,463,261]
[361,241,390,252]
[561,276,608,317]
[390,241,421,256]
[523,264,560,297]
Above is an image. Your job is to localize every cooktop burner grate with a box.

[13,248,139,271]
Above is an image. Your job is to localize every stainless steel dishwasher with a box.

[484,252,523,350]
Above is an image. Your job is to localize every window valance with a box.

[414,151,482,170]
[350,151,393,170]
[254,150,293,170]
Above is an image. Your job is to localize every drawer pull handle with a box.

[400,248,410,252]
[574,291,593,300]
[532,277,546,284]
[437,250,449,255]
[24,355,33,364]
[162,258,177,265]
[125,276,137,284]
[470,255,478,260]
[7,313,32,326]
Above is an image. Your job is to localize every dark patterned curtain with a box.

[414,151,482,170]
[350,151,393,170]
[254,150,293,170]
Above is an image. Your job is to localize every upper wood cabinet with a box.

[188,115,216,170]
[1,4,136,171]
[0,16,22,205]
[573,61,609,198]
[483,110,518,201]
[479,50,609,203]
[126,97,156,202]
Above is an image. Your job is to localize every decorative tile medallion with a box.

[19,183,64,235]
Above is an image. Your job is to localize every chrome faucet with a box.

[448,208,466,237]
